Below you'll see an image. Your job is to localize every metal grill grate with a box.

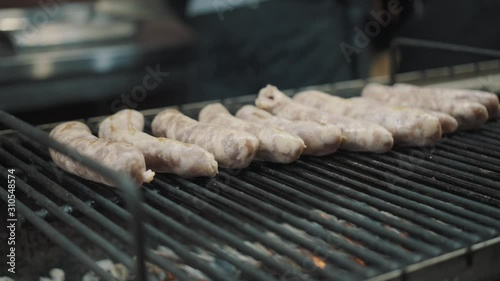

[1,107,500,280]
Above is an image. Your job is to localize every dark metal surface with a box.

[0,110,147,281]
[0,1,196,124]
[1,105,500,280]
[389,38,500,84]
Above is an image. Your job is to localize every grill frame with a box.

[1,61,500,281]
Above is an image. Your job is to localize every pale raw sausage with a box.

[152,109,259,169]
[99,110,218,177]
[199,103,305,163]
[395,83,498,120]
[235,105,342,156]
[362,83,488,130]
[50,121,154,187]
[256,85,393,153]
[293,91,442,146]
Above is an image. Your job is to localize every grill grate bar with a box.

[138,218,238,281]
[384,150,500,194]
[359,153,500,207]
[328,155,500,230]
[0,154,137,266]
[172,177,378,278]
[18,131,256,280]
[55,176,228,281]
[59,178,204,281]
[31,202,89,222]
[149,179,352,281]
[0,109,149,280]
[242,169,448,254]
[2,110,500,281]
[442,139,500,159]
[448,136,500,153]
[0,136,135,239]
[0,187,118,281]
[456,133,500,148]
[401,149,500,181]
[142,203,278,281]
[435,142,500,167]
[214,174,404,269]
[148,177,357,281]
[477,129,500,140]
[430,149,500,176]
[481,122,500,133]
[264,164,485,243]
[373,152,500,206]
[143,184,314,281]
[2,134,213,281]
[219,172,421,264]
[310,156,499,235]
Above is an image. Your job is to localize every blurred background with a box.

[0,0,499,125]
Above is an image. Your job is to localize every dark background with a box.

[0,0,499,125]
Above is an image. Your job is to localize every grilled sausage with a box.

[340,97,458,134]
[293,91,442,146]
[49,121,154,187]
[99,111,218,177]
[256,85,393,153]
[199,103,305,163]
[360,97,459,134]
[98,109,145,137]
[395,83,499,120]
[424,110,459,134]
[362,83,489,130]
[152,109,259,169]
[235,105,342,156]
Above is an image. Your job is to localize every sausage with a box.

[152,109,259,169]
[340,97,457,134]
[321,95,458,134]
[293,91,442,146]
[98,109,145,137]
[256,85,394,153]
[346,96,457,134]
[362,83,489,130]
[49,121,154,187]
[357,97,459,134]
[99,111,218,177]
[199,103,305,163]
[424,110,459,134]
[395,83,499,120]
[235,105,342,156]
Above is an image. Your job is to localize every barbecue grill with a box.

[1,58,500,281]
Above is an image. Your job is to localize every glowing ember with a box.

[312,256,327,269]
[167,272,176,281]
[344,236,363,246]
[354,258,366,267]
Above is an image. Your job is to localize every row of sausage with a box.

[48,83,499,186]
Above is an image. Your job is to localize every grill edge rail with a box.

[0,109,148,281]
